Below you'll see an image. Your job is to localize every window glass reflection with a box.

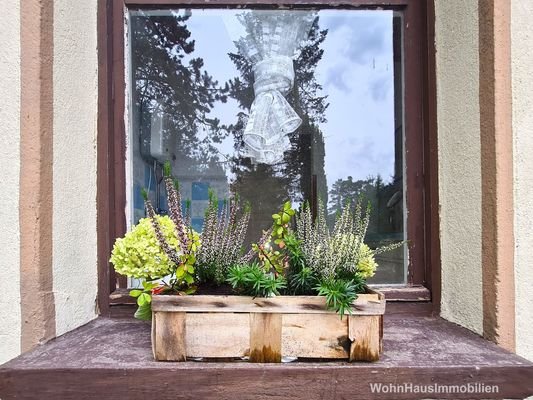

[128,8,405,284]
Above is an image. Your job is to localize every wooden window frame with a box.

[97,0,439,316]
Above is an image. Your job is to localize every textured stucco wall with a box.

[52,0,98,336]
[0,0,21,364]
[511,0,533,361]
[435,0,483,334]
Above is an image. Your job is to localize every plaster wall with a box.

[0,0,21,364]
[511,0,533,361]
[434,0,483,334]
[52,0,99,336]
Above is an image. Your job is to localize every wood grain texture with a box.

[249,313,282,362]
[152,293,385,361]
[349,315,381,362]
[282,314,349,358]
[186,313,250,358]
[153,312,186,361]
[151,294,384,315]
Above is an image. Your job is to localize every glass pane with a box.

[127,8,406,284]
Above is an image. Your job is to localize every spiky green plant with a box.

[227,263,286,297]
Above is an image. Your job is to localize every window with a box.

[98,0,434,310]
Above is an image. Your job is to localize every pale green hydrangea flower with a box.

[110,215,183,279]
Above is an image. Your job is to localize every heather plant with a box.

[196,191,251,284]
[110,162,201,320]
[295,199,401,281]
[111,160,400,319]
[292,199,403,315]
[231,198,403,315]
[226,201,293,297]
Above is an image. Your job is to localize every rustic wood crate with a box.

[151,288,385,362]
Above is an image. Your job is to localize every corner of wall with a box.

[0,0,21,364]
[511,0,533,362]
[434,0,483,335]
[52,0,99,336]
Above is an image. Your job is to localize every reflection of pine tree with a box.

[328,175,402,235]
[228,16,329,238]
[131,12,229,165]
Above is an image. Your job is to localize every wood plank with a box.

[370,285,431,301]
[3,365,533,400]
[349,315,381,362]
[152,294,385,315]
[282,314,349,359]
[185,313,249,358]
[152,312,186,361]
[249,313,282,362]
[151,312,156,360]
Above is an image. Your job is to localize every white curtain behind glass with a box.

[234,11,315,164]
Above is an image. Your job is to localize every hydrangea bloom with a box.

[110,215,194,279]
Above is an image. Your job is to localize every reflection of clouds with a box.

[370,76,392,101]
[318,10,396,185]
[177,9,396,187]
[324,64,350,92]
[321,12,392,93]
[344,22,388,64]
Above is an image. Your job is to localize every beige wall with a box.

[52,0,99,336]
[0,0,21,364]
[511,0,533,361]
[434,0,483,334]
[0,0,531,364]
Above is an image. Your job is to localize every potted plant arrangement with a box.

[110,163,402,362]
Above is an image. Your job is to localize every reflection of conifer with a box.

[131,11,230,164]
[327,175,402,235]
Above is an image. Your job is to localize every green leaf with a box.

[140,188,148,201]
[129,289,142,298]
[183,287,196,295]
[176,266,186,278]
[137,292,151,306]
[142,281,158,290]
[134,303,152,321]
[163,161,172,177]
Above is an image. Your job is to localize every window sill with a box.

[1,311,532,399]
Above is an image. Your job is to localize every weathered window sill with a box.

[1,308,532,399]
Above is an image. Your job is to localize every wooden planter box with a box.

[151,288,385,363]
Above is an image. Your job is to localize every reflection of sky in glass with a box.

[135,8,395,186]
[129,9,404,284]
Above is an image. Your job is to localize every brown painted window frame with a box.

[97,0,439,316]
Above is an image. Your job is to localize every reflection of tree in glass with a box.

[228,15,329,239]
[328,175,403,236]
[131,12,230,168]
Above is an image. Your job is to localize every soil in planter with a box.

[194,282,234,296]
